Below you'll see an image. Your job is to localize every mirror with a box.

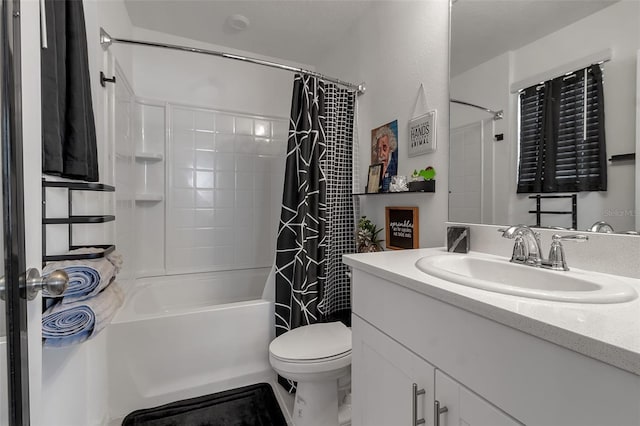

[449,0,638,233]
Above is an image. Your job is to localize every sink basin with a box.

[415,254,637,303]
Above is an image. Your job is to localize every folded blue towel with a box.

[42,248,119,304]
[42,282,124,347]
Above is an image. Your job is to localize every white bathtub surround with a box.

[343,248,640,375]
[107,269,274,421]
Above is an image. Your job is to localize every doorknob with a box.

[0,268,69,301]
[26,268,69,300]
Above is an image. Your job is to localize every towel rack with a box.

[528,194,577,229]
[42,180,116,264]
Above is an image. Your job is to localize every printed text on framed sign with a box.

[408,110,436,157]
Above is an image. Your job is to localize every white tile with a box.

[195,150,215,170]
[212,247,235,267]
[272,121,289,139]
[195,171,214,189]
[254,120,271,137]
[195,131,215,151]
[215,190,235,208]
[213,209,235,227]
[173,208,195,227]
[213,228,235,246]
[172,108,194,131]
[236,190,253,208]
[234,208,253,227]
[172,189,195,208]
[236,155,255,172]
[172,129,194,150]
[234,117,253,135]
[173,228,195,248]
[173,148,194,169]
[195,190,214,208]
[195,209,215,226]
[216,114,234,134]
[255,156,274,173]
[215,171,236,189]
[174,169,194,188]
[235,135,256,154]
[193,228,215,247]
[214,134,235,153]
[195,111,215,132]
[215,153,235,171]
[236,172,254,190]
[255,137,272,155]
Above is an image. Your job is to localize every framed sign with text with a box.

[408,110,436,157]
[385,206,419,250]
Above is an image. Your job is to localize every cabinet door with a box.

[352,314,434,426]
[435,371,522,426]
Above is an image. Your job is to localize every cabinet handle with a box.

[434,400,448,426]
[412,383,426,426]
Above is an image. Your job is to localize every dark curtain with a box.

[41,0,98,182]
[317,84,356,325]
[274,75,356,392]
[275,75,327,390]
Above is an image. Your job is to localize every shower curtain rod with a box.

[99,28,366,95]
[450,99,503,120]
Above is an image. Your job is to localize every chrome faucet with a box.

[500,225,544,266]
[500,225,589,271]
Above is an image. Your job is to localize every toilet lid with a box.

[270,322,352,361]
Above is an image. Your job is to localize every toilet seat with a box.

[269,322,352,362]
[269,322,352,377]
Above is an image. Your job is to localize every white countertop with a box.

[343,248,640,376]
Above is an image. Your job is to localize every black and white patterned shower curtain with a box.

[275,75,356,392]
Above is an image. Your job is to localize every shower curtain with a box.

[275,74,356,392]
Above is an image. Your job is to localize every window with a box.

[517,64,607,193]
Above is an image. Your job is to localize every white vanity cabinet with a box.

[352,315,520,426]
[435,371,521,426]
[352,315,434,426]
[349,267,640,426]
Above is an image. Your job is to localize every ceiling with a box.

[451,0,620,76]
[124,0,620,75]
[123,0,374,66]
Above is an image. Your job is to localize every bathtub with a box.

[107,268,275,419]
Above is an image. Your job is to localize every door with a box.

[435,371,522,426]
[2,0,46,424]
[352,315,435,426]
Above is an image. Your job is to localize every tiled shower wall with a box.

[166,105,288,274]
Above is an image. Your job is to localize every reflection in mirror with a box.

[449,0,639,233]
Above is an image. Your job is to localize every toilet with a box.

[269,321,352,426]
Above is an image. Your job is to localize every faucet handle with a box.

[511,234,528,263]
[552,234,589,243]
[548,234,588,271]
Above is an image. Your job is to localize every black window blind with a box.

[517,64,607,193]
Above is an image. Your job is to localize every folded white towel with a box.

[43,248,120,304]
[42,282,124,347]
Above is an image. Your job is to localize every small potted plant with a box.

[357,216,384,253]
[408,166,436,192]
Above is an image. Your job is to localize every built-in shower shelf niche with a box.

[135,193,164,202]
[135,151,164,162]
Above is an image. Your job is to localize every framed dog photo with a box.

[366,163,383,193]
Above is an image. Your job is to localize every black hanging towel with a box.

[41,0,98,182]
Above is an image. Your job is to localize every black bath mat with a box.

[122,383,287,426]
